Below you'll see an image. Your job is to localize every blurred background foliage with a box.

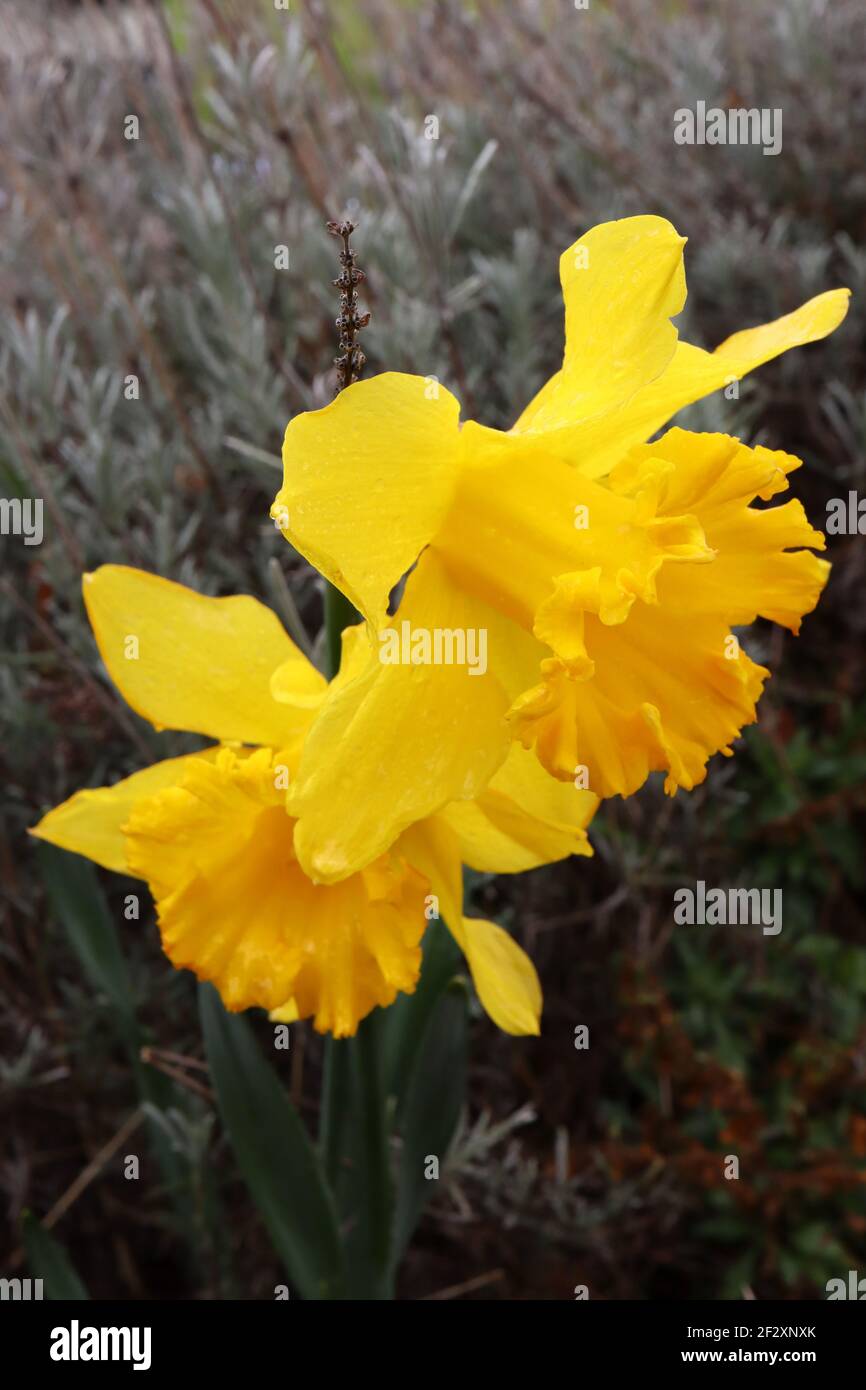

[1,0,865,1299]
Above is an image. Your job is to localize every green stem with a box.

[318,215,383,1293]
[319,1035,350,1191]
[353,1012,393,1295]
[319,577,359,1201]
[323,582,359,679]
[320,577,392,1296]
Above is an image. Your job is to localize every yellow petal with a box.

[399,818,541,1035]
[438,740,597,872]
[272,372,462,631]
[271,620,367,706]
[290,548,516,884]
[83,566,323,747]
[397,815,464,932]
[509,429,828,797]
[436,419,712,642]
[511,615,771,797]
[549,288,851,479]
[513,215,686,434]
[269,999,299,1024]
[29,749,219,874]
[715,289,850,368]
[454,916,542,1036]
[124,747,426,1034]
[610,429,829,632]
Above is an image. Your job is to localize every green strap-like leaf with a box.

[392,975,469,1264]
[199,983,344,1300]
[319,1017,395,1300]
[38,844,191,1219]
[22,1214,90,1301]
[38,844,136,1042]
[380,917,462,1115]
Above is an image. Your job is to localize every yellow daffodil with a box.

[31,566,596,1036]
[271,215,849,884]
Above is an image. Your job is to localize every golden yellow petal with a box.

[269,999,300,1024]
[542,288,851,480]
[273,372,462,631]
[454,915,542,1036]
[511,625,770,798]
[514,215,687,434]
[29,749,219,874]
[436,421,712,642]
[438,741,597,873]
[290,548,516,884]
[398,818,542,1035]
[124,747,426,1034]
[83,565,322,747]
[270,621,367,707]
[509,429,828,797]
[611,429,830,632]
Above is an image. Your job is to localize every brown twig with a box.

[5,1108,145,1271]
[140,1046,214,1102]
[423,1268,505,1301]
[139,1046,210,1073]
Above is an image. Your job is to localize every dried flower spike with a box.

[327,218,370,395]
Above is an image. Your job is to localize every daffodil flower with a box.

[31,566,596,1036]
[271,215,849,883]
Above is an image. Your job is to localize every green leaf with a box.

[38,845,136,1043]
[320,1014,396,1300]
[380,917,462,1115]
[392,975,469,1263]
[38,845,206,1253]
[320,920,463,1297]
[342,1012,394,1299]
[199,984,343,1300]
[22,1214,89,1300]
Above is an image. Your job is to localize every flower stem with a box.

[319,1035,351,1190]
[353,1011,394,1297]
[323,582,358,680]
[318,216,392,1296]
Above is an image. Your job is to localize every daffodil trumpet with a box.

[32,565,597,1038]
